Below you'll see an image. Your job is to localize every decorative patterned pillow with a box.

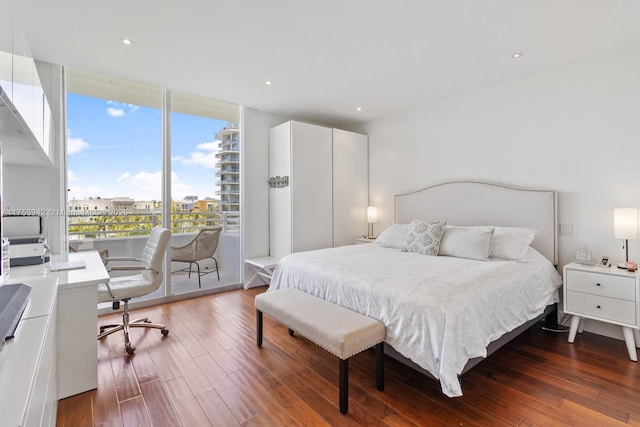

[402,220,447,256]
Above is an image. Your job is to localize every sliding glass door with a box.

[65,68,241,303]
[169,92,240,295]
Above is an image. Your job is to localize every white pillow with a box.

[402,220,447,256]
[376,223,411,249]
[490,226,538,261]
[439,226,494,261]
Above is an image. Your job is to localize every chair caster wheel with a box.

[126,345,136,355]
[161,329,169,336]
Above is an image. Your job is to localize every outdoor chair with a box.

[171,226,221,288]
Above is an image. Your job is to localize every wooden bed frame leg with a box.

[256,309,263,347]
[340,358,349,414]
[375,342,384,391]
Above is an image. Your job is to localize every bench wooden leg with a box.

[375,342,384,391]
[339,358,349,414]
[256,309,263,347]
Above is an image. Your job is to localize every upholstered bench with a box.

[254,288,385,414]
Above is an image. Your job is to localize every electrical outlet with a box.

[559,224,574,235]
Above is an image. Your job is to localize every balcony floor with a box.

[168,263,240,296]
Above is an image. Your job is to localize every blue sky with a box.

[66,93,228,202]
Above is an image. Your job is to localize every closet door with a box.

[291,121,333,253]
[332,129,368,247]
[269,122,293,259]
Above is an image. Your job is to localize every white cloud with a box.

[115,171,161,198]
[68,184,103,200]
[177,140,220,169]
[85,185,102,195]
[113,170,192,200]
[67,137,90,154]
[107,100,139,112]
[180,151,218,169]
[196,141,220,152]
[67,170,79,182]
[107,107,125,117]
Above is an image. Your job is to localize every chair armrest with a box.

[108,265,149,272]
[105,256,139,262]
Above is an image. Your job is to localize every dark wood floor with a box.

[57,286,640,426]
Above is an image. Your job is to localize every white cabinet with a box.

[0,251,109,426]
[0,16,53,166]
[563,262,640,361]
[269,121,368,259]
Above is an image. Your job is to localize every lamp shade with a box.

[614,208,639,240]
[367,206,378,223]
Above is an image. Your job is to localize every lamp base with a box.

[618,261,638,270]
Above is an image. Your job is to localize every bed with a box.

[268,181,563,397]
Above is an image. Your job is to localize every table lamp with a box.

[614,208,639,269]
[367,206,378,239]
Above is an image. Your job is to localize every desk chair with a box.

[97,227,171,355]
[171,226,221,288]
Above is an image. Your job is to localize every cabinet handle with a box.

[597,305,601,309]
[596,283,601,286]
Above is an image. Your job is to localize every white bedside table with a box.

[355,238,376,244]
[563,262,640,361]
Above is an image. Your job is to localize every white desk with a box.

[0,251,109,427]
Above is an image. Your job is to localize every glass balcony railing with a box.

[68,210,239,239]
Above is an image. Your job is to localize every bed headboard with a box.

[394,181,558,264]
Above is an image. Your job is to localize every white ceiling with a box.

[3,0,640,128]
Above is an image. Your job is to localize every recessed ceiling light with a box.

[356,107,362,112]
[265,80,273,86]
[512,52,523,59]
[121,38,134,45]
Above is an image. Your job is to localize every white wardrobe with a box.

[269,120,368,259]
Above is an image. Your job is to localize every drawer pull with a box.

[597,305,601,309]
[596,283,601,286]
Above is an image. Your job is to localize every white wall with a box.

[354,43,640,339]
[241,107,288,285]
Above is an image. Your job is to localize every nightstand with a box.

[355,238,376,244]
[563,262,640,361]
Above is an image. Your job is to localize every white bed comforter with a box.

[268,244,562,397]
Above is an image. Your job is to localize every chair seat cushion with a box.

[98,274,160,302]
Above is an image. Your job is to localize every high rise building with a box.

[215,124,240,212]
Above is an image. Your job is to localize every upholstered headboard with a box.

[394,181,558,264]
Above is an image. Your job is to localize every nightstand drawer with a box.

[566,270,636,301]
[566,290,636,325]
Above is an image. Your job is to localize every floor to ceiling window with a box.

[65,68,241,304]
[169,92,240,295]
